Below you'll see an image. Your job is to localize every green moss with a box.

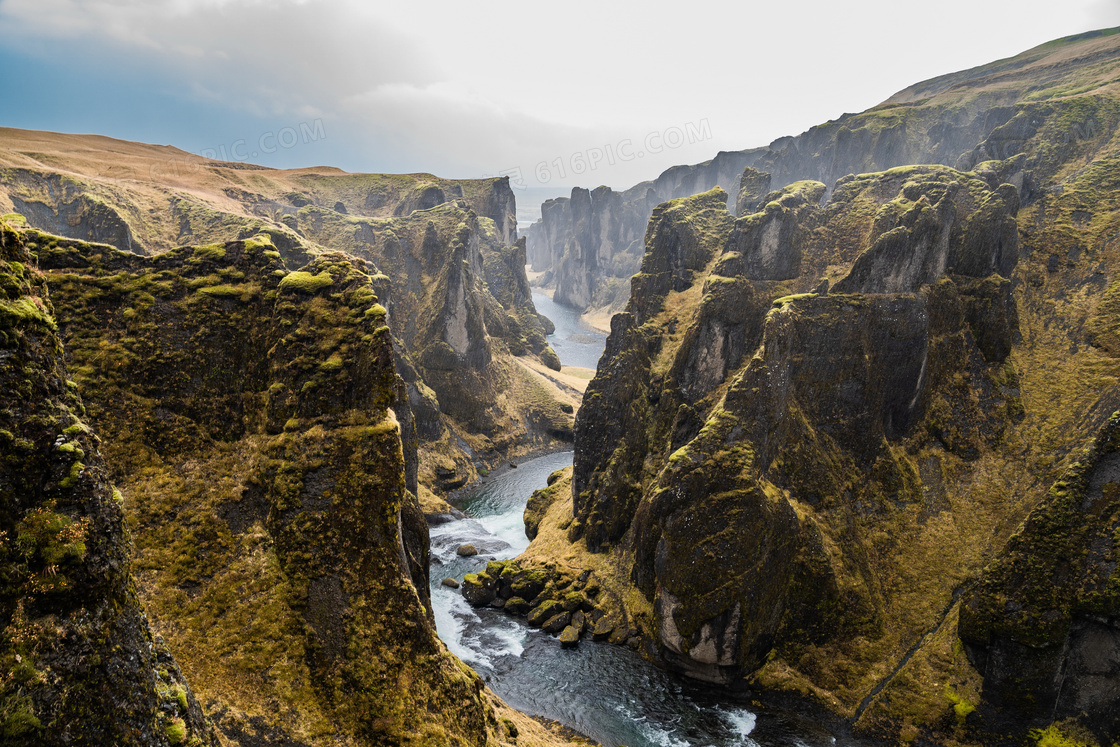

[55,441,84,458]
[13,504,88,570]
[943,684,975,725]
[196,284,254,300]
[278,270,333,293]
[771,292,818,308]
[165,717,187,744]
[1029,723,1101,747]
[58,460,84,489]
[192,244,227,261]
[241,234,275,253]
[0,297,57,331]
[172,684,189,712]
[0,691,42,739]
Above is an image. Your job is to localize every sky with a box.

[1,0,1119,197]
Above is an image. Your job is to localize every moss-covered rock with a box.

[0,220,217,746]
[462,571,499,607]
[0,147,568,491]
[723,180,824,281]
[18,226,511,745]
[527,153,762,313]
[735,166,773,216]
[959,411,1120,739]
[558,626,581,648]
[570,152,1047,736]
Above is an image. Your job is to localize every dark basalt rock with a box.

[542,612,572,635]
[504,597,531,615]
[19,225,506,745]
[573,163,1027,698]
[723,180,825,281]
[527,150,762,311]
[0,158,563,486]
[959,412,1120,739]
[736,166,773,216]
[0,221,217,746]
[559,626,581,648]
[462,571,499,607]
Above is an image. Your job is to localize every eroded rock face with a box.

[8,173,138,254]
[23,228,501,746]
[574,189,736,549]
[284,200,563,457]
[527,150,763,312]
[0,151,563,484]
[722,181,825,281]
[0,221,216,746]
[735,166,773,216]
[573,165,1025,700]
[524,31,1120,326]
[831,173,1019,294]
[960,412,1120,738]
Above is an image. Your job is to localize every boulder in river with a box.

[559,626,581,648]
[527,599,563,627]
[441,577,460,589]
[571,610,586,633]
[456,543,478,557]
[561,591,585,612]
[504,596,532,615]
[591,616,615,640]
[462,572,498,606]
[543,612,572,636]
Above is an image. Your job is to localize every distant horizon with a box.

[2,2,1118,194]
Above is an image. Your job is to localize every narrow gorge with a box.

[2,21,1120,747]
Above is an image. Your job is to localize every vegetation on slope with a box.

[0,218,217,746]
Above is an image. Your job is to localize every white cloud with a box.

[0,0,1116,189]
[0,0,437,116]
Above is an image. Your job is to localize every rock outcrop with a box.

[11,224,513,745]
[0,135,569,491]
[527,150,764,313]
[561,28,1120,744]
[960,412,1120,741]
[566,161,1079,741]
[526,29,1120,324]
[0,220,216,746]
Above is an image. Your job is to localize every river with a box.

[531,290,607,371]
[427,293,860,746]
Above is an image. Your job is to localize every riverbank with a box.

[429,452,863,747]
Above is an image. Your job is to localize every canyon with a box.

[3,24,1120,747]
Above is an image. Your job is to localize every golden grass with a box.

[516,355,592,398]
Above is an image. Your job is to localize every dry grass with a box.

[516,355,592,397]
[512,357,582,413]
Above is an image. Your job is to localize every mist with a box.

[0,0,1115,192]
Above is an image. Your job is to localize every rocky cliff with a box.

[527,28,1120,324]
[960,413,1120,742]
[0,133,568,492]
[564,42,1120,739]
[0,219,217,746]
[1,220,564,746]
[0,133,517,254]
[526,149,763,312]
